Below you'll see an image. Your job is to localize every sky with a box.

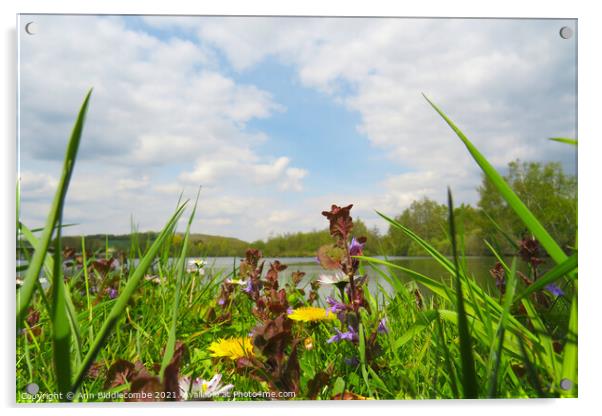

[17,15,577,241]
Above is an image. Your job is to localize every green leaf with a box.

[17,89,93,327]
[423,94,568,265]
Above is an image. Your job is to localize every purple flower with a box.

[106,288,118,299]
[377,317,388,334]
[326,296,347,322]
[286,306,293,315]
[217,298,225,306]
[326,296,346,314]
[348,237,365,256]
[243,280,253,294]
[344,356,360,367]
[545,283,564,297]
[327,326,358,343]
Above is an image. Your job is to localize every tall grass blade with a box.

[160,189,200,377]
[435,312,459,398]
[448,188,478,398]
[17,89,93,327]
[486,258,517,397]
[423,94,567,265]
[518,336,545,397]
[70,202,187,394]
[51,220,72,399]
[560,283,578,397]
[549,137,577,146]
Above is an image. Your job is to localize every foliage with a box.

[478,160,577,254]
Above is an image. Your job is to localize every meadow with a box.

[16,90,577,402]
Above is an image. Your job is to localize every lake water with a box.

[22,255,508,298]
[200,256,504,299]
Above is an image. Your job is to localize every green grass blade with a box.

[435,312,459,398]
[19,221,82,360]
[17,89,93,327]
[356,256,450,300]
[515,253,577,301]
[447,188,478,398]
[521,297,558,378]
[560,283,578,397]
[423,94,567,265]
[549,137,577,146]
[486,258,517,397]
[518,336,545,397]
[376,210,456,274]
[160,189,200,377]
[51,222,72,399]
[70,202,187,394]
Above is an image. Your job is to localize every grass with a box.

[16,92,577,402]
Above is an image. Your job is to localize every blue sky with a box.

[18,15,577,241]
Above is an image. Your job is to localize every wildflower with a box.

[318,271,349,285]
[489,262,506,294]
[242,279,253,294]
[325,296,347,314]
[545,283,565,297]
[208,337,254,360]
[304,337,314,351]
[348,237,365,256]
[225,278,247,286]
[144,274,161,285]
[179,374,234,400]
[105,287,118,299]
[327,326,359,343]
[187,258,207,273]
[377,317,388,334]
[344,356,360,367]
[287,306,336,322]
[518,237,545,268]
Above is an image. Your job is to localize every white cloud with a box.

[19,15,308,238]
[19,171,57,201]
[186,17,576,220]
[180,155,307,191]
[19,16,576,241]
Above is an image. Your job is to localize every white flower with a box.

[225,278,247,286]
[187,258,207,273]
[144,274,162,285]
[179,374,234,400]
[318,271,349,285]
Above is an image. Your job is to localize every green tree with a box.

[477,159,577,254]
[385,198,448,256]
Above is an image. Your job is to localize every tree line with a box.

[53,159,576,258]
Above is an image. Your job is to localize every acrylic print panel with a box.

[16,15,577,402]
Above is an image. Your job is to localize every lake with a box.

[199,256,506,300]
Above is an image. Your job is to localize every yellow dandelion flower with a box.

[208,337,254,360]
[287,306,336,322]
